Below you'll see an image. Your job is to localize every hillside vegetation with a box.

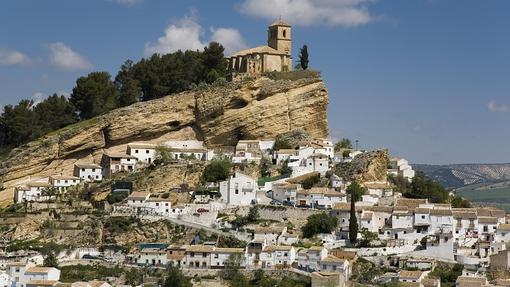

[0,42,227,156]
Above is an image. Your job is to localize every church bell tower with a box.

[268,20,292,56]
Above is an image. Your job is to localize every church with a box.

[227,20,292,78]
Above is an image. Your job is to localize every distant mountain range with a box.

[414,163,510,189]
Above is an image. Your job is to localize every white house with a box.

[254,225,287,245]
[73,163,103,182]
[274,149,298,165]
[134,246,168,266]
[164,140,205,150]
[291,153,330,178]
[398,270,426,283]
[271,182,300,204]
[0,272,11,287]
[297,246,328,272]
[310,139,334,159]
[49,175,81,192]
[233,140,263,163]
[184,245,213,269]
[296,188,346,208]
[320,256,350,280]
[7,264,61,287]
[100,153,137,178]
[127,192,151,208]
[14,181,52,203]
[389,157,415,181]
[391,207,414,229]
[164,139,213,161]
[495,224,510,243]
[127,143,156,165]
[219,172,257,206]
[261,245,296,268]
[210,248,246,269]
[126,192,182,217]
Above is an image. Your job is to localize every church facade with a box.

[227,20,292,78]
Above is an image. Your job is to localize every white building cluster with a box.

[129,240,355,281]
[330,197,510,267]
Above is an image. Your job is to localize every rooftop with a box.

[399,270,424,280]
[74,163,102,169]
[229,45,288,58]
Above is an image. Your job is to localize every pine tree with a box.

[299,45,309,70]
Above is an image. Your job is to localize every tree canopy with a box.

[70,71,118,120]
[390,172,449,203]
[201,159,232,183]
[0,95,78,150]
[0,42,228,155]
[163,266,192,287]
[301,212,338,238]
[298,45,309,70]
[334,138,353,151]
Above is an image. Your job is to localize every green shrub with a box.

[201,159,231,183]
[301,213,338,238]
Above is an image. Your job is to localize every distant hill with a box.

[414,163,510,189]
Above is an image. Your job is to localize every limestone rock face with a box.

[334,150,390,183]
[0,76,329,203]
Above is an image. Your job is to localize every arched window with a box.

[283,29,287,38]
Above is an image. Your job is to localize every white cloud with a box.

[144,12,247,56]
[56,90,71,98]
[31,92,46,106]
[238,0,376,27]
[47,42,92,70]
[488,100,509,113]
[210,28,248,55]
[112,0,141,6]
[0,48,31,66]
[144,13,205,56]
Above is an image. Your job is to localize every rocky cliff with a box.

[334,150,390,183]
[0,74,329,203]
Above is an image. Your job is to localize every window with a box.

[135,150,139,153]
[156,203,159,207]
[146,150,150,154]
[421,215,425,219]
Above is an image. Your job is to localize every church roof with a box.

[229,45,288,58]
[270,19,291,27]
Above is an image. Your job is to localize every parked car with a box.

[82,254,99,260]
[282,201,294,207]
[270,200,282,206]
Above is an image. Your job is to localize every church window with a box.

[283,29,287,37]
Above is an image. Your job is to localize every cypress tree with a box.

[299,45,309,70]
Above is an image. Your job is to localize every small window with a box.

[283,29,287,37]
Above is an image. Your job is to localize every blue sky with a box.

[1,0,509,164]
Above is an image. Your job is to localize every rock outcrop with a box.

[334,150,390,183]
[0,75,329,203]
